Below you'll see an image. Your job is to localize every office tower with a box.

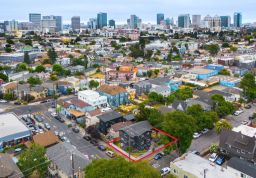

[29,13,41,27]
[71,16,81,32]
[41,16,56,33]
[128,15,141,29]
[157,13,164,25]
[97,12,107,29]
[88,18,97,29]
[178,14,190,28]
[213,15,221,27]
[18,22,34,30]
[5,20,18,32]
[109,19,115,28]
[0,23,4,32]
[204,15,213,28]
[54,16,62,32]
[234,12,242,27]
[192,15,201,27]
[220,16,231,28]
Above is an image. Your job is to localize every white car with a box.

[209,153,218,162]
[234,110,244,116]
[51,112,58,117]
[201,128,209,134]
[193,132,201,139]
[0,99,7,103]
[241,120,249,125]
[160,167,171,176]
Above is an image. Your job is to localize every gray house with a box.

[219,129,256,163]
[134,81,152,96]
[119,121,152,151]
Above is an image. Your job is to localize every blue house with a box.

[219,77,240,87]
[206,64,224,72]
[97,85,129,107]
[190,68,218,80]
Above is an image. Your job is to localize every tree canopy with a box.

[205,44,220,56]
[89,80,99,89]
[34,65,46,73]
[18,144,49,178]
[211,94,235,118]
[47,48,58,64]
[215,119,232,134]
[24,52,31,64]
[84,157,161,178]
[0,73,8,82]
[27,76,42,86]
[52,64,64,76]
[240,73,256,101]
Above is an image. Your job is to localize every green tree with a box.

[27,76,42,86]
[52,64,64,75]
[24,52,31,64]
[5,44,12,53]
[16,63,28,72]
[3,93,14,101]
[89,80,99,89]
[66,88,73,94]
[35,65,46,73]
[174,87,193,100]
[47,48,58,64]
[215,119,232,134]
[219,69,230,76]
[162,111,196,153]
[205,44,220,56]
[0,73,8,82]
[84,157,161,178]
[129,43,144,58]
[240,73,256,101]
[230,46,238,52]
[211,94,235,118]
[222,42,230,48]
[18,144,49,178]
[209,144,219,153]
[50,74,58,81]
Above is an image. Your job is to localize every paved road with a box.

[189,104,256,153]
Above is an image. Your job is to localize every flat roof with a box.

[189,68,215,75]
[171,153,236,178]
[0,113,30,139]
[232,125,256,138]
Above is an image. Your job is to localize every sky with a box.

[1,0,256,24]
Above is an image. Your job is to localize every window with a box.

[240,173,245,178]
[184,176,188,178]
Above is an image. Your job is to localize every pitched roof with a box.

[87,109,102,117]
[120,121,152,137]
[70,98,91,108]
[227,157,256,178]
[33,131,59,148]
[68,109,85,118]
[98,111,122,122]
[110,121,133,132]
[97,85,127,95]
[46,142,90,177]
[0,153,23,178]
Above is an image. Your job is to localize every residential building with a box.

[227,157,256,178]
[188,68,218,80]
[71,16,80,32]
[219,76,240,87]
[0,113,31,149]
[134,81,152,96]
[78,90,108,108]
[109,19,115,28]
[178,14,190,28]
[97,12,107,29]
[0,153,23,178]
[219,129,256,163]
[192,15,201,28]
[98,111,123,134]
[97,85,129,107]
[150,85,170,97]
[46,142,90,178]
[29,13,41,29]
[234,12,242,28]
[220,16,231,28]
[170,152,236,178]
[33,131,59,148]
[119,121,152,151]
[157,13,165,25]
[108,121,133,138]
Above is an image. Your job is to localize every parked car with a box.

[54,131,59,136]
[72,127,80,133]
[98,145,106,151]
[233,110,244,116]
[201,128,209,134]
[160,167,171,176]
[191,150,200,155]
[14,101,21,105]
[154,153,162,160]
[34,115,43,122]
[193,132,201,139]
[51,112,58,117]
[209,153,218,162]
[215,155,225,165]
[83,135,91,141]
[90,139,98,146]
[44,123,51,130]
[54,115,65,123]
[0,99,7,103]
[106,151,115,158]
[245,104,252,109]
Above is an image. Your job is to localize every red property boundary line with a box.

[106,127,178,162]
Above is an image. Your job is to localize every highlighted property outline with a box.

[106,127,178,162]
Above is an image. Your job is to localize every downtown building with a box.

[157,13,164,25]
[127,15,142,29]
[192,15,201,28]
[71,16,81,32]
[108,19,115,28]
[178,14,191,28]
[203,15,221,31]
[97,12,107,29]
[234,12,242,28]
[220,16,231,28]
[29,13,41,30]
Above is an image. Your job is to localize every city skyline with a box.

[0,0,255,24]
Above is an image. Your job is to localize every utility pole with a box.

[71,153,75,178]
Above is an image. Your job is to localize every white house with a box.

[78,90,108,108]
